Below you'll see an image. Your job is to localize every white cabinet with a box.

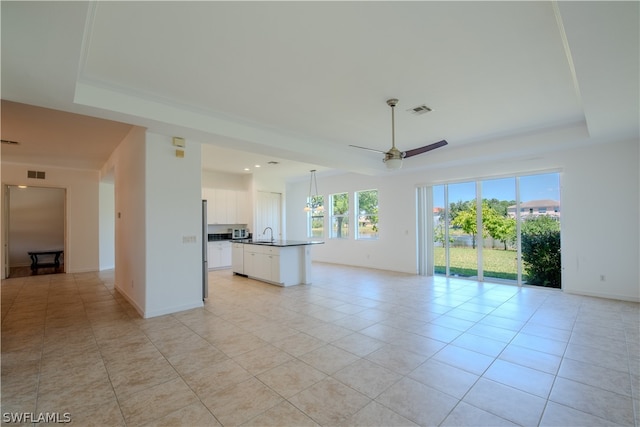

[213,190,228,224]
[232,243,244,274]
[242,244,305,286]
[202,188,217,223]
[202,188,251,225]
[236,191,250,225]
[225,191,237,225]
[243,244,278,283]
[208,241,232,269]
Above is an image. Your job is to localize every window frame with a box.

[306,195,325,238]
[355,189,379,240]
[329,192,349,239]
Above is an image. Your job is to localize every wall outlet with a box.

[182,235,197,244]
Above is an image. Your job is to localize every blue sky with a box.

[433,172,560,204]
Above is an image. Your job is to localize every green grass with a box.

[434,247,518,280]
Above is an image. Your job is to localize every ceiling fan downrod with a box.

[388,98,398,151]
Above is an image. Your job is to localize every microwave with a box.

[232,228,249,239]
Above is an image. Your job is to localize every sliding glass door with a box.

[481,177,517,282]
[426,172,561,287]
[447,182,478,278]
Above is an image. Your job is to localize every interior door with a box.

[255,191,282,241]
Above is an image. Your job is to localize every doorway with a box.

[4,185,66,278]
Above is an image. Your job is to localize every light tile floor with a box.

[1,263,638,426]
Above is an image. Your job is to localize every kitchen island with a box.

[232,240,323,286]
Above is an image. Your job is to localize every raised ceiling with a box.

[1,1,638,178]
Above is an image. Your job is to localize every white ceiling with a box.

[1,1,638,180]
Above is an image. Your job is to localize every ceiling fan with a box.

[350,98,448,169]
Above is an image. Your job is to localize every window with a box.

[330,193,349,238]
[307,195,324,238]
[356,189,378,240]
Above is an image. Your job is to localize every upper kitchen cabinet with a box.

[202,188,250,225]
[236,191,250,225]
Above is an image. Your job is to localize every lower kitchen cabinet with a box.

[208,241,232,269]
[241,244,302,286]
[231,243,244,274]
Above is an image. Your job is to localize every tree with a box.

[451,206,478,248]
[332,193,349,238]
[357,190,378,232]
[483,205,516,250]
[449,200,473,223]
[450,201,517,250]
[484,198,514,217]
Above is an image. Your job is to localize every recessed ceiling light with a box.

[244,168,250,171]
[254,164,261,168]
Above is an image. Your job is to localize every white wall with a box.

[7,186,65,267]
[560,139,639,301]
[1,163,100,275]
[286,138,640,302]
[144,132,203,317]
[98,181,115,270]
[286,171,420,273]
[106,126,147,315]
[104,129,204,318]
[202,169,250,191]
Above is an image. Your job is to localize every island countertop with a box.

[237,240,324,247]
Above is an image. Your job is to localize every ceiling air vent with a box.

[27,170,46,180]
[408,105,432,115]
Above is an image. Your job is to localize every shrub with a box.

[521,229,561,288]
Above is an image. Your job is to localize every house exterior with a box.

[507,200,561,218]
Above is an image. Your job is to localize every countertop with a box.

[237,239,324,247]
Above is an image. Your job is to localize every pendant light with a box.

[304,170,324,212]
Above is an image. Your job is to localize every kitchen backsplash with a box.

[207,224,248,235]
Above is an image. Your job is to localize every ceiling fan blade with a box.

[403,140,448,158]
[349,144,388,154]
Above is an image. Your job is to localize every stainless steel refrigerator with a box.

[202,199,208,300]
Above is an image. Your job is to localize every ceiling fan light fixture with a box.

[385,158,403,169]
[349,98,448,168]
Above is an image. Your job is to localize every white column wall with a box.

[144,132,203,317]
[108,126,148,315]
[106,129,204,317]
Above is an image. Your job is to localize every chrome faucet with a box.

[263,227,274,242]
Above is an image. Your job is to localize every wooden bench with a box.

[28,250,63,274]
